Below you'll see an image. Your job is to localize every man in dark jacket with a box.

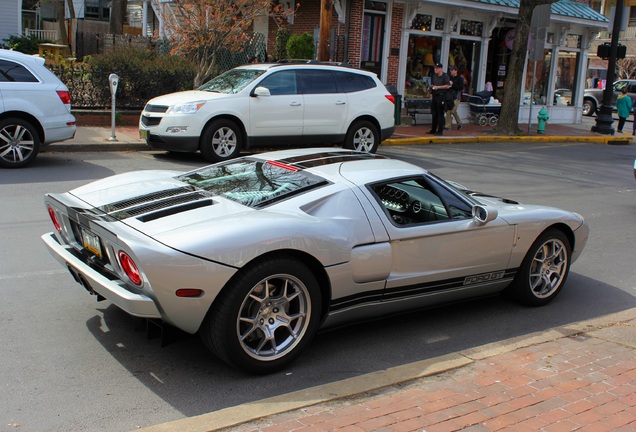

[429,63,450,136]
[445,66,464,130]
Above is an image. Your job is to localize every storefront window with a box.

[554,51,580,106]
[449,39,481,97]
[404,34,442,99]
[524,49,552,105]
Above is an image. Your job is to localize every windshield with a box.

[177,158,328,208]
[198,68,266,94]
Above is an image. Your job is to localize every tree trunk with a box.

[56,0,69,47]
[110,0,128,34]
[318,0,333,61]
[494,0,556,135]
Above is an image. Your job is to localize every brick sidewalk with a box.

[219,327,635,432]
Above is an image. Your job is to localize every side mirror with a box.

[252,86,271,97]
[472,205,498,226]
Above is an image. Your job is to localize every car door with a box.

[367,175,517,300]
[248,70,303,137]
[297,69,348,138]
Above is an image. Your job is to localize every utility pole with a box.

[318,0,332,61]
[592,0,625,135]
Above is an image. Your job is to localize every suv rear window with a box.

[0,59,39,82]
[177,157,328,208]
[334,71,377,93]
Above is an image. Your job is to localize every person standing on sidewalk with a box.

[632,94,636,136]
[445,66,464,130]
[428,63,450,136]
[616,87,632,133]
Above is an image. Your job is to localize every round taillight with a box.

[118,251,142,286]
[47,205,61,232]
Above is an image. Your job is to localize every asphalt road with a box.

[1,142,635,432]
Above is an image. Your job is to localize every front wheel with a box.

[200,257,322,374]
[200,119,243,163]
[507,229,571,306]
[344,120,379,153]
[0,118,41,168]
[582,99,596,117]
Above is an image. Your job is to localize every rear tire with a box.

[344,120,379,153]
[582,99,596,117]
[0,118,40,168]
[200,119,242,163]
[200,256,322,374]
[507,229,571,306]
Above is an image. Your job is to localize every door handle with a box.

[335,101,346,105]
[290,102,302,106]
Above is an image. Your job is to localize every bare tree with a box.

[617,58,636,79]
[164,0,294,87]
[494,0,557,135]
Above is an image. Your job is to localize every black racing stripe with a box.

[329,269,518,312]
[278,152,387,169]
[329,289,384,312]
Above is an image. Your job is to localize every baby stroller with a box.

[467,91,501,126]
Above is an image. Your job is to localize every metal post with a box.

[592,0,624,135]
[108,74,119,142]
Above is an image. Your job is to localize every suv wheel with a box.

[201,119,242,163]
[582,99,596,116]
[0,118,41,168]
[344,120,379,153]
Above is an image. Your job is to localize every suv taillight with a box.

[385,94,395,104]
[57,90,71,105]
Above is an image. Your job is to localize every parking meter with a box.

[109,74,119,96]
[108,74,119,141]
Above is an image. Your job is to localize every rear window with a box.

[176,158,328,208]
[334,71,377,93]
[0,59,39,83]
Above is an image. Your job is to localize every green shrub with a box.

[275,29,292,61]
[3,34,49,54]
[286,33,314,60]
[88,46,197,108]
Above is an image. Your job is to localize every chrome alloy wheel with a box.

[237,274,311,361]
[212,126,238,158]
[352,127,376,152]
[528,238,568,299]
[0,123,36,165]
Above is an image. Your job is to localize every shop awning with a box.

[466,0,608,24]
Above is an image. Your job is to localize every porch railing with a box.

[597,26,636,40]
[24,29,59,41]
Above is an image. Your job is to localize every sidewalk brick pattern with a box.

[221,335,635,432]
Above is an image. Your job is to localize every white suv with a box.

[139,63,395,162]
[0,49,76,168]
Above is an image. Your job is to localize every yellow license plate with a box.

[81,228,102,258]
[139,129,148,139]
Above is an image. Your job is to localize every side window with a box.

[370,176,473,226]
[0,59,39,83]
[334,71,377,93]
[258,71,297,95]
[298,70,339,94]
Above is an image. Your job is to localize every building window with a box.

[460,20,483,37]
[449,39,481,97]
[361,11,385,76]
[405,34,442,99]
[85,0,110,21]
[524,49,552,105]
[554,51,580,106]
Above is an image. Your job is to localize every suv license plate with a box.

[81,228,102,258]
[139,130,148,139]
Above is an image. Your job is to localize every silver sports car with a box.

[42,149,589,373]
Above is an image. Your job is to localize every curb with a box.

[382,135,633,146]
[137,307,636,432]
